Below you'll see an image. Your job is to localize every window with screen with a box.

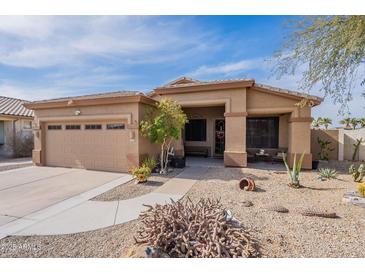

[65,125,81,130]
[85,124,102,130]
[246,117,279,148]
[48,125,62,130]
[185,119,207,141]
[106,123,125,130]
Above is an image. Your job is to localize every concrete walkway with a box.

[0,166,207,237]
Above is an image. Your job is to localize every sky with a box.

[0,15,363,126]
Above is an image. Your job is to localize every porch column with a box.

[224,112,247,167]
[288,113,313,169]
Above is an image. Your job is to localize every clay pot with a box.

[239,178,256,191]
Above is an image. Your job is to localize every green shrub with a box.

[318,168,337,181]
[142,156,157,171]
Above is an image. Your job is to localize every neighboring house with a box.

[25,76,322,172]
[0,96,34,158]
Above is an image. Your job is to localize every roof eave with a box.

[25,94,157,110]
[154,80,255,95]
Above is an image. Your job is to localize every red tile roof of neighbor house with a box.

[0,96,34,118]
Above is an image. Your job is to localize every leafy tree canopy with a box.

[274,16,365,113]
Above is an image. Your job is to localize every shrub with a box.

[142,157,157,171]
[12,134,34,157]
[317,137,334,161]
[349,164,365,183]
[357,182,365,197]
[318,168,337,181]
[130,165,152,183]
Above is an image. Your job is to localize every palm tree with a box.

[320,117,332,129]
[349,118,359,130]
[311,118,321,129]
[358,118,365,128]
[339,118,352,129]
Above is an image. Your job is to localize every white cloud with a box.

[0,16,214,68]
[191,57,267,77]
[0,84,70,101]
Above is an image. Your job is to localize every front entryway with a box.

[214,119,225,155]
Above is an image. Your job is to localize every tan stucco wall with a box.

[0,118,33,157]
[153,88,248,167]
[32,102,153,172]
[311,129,339,160]
[155,86,314,169]
[183,106,225,157]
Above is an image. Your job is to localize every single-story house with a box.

[25,77,322,172]
[0,96,34,158]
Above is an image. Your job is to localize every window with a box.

[185,119,207,141]
[65,125,81,130]
[107,123,125,130]
[246,117,279,148]
[85,124,102,130]
[23,120,32,129]
[48,125,62,130]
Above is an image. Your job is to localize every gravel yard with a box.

[183,166,365,258]
[1,164,364,258]
[92,168,183,201]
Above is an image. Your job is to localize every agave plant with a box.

[283,152,305,188]
[318,168,337,181]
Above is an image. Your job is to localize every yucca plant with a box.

[318,168,337,181]
[283,152,305,188]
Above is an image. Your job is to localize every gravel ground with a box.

[0,163,33,172]
[0,220,141,258]
[1,165,364,258]
[92,168,183,201]
[183,166,365,258]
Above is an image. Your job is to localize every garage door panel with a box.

[45,122,128,172]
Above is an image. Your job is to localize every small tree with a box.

[317,137,334,161]
[140,99,187,174]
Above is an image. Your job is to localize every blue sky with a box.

[0,16,363,125]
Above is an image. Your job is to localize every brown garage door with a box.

[45,121,128,172]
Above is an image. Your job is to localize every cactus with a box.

[318,168,337,181]
[357,182,365,197]
[352,138,364,161]
[349,164,365,183]
[283,152,305,188]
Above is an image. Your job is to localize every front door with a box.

[215,119,225,155]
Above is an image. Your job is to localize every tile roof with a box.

[0,96,34,118]
[157,76,323,103]
[29,91,143,104]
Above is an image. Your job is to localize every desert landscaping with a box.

[1,161,364,258]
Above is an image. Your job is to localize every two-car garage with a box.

[44,121,128,172]
[25,92,159,173]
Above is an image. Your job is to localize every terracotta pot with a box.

[239,178,256,191]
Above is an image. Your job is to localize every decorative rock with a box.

[342,191,365,208]
[266,205,289,213]
[241,200,254,207]
[300,208,338,218]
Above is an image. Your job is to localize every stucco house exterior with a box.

[0,96,34,158]
[25,77,322,172]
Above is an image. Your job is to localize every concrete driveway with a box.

[0,166,129,226]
